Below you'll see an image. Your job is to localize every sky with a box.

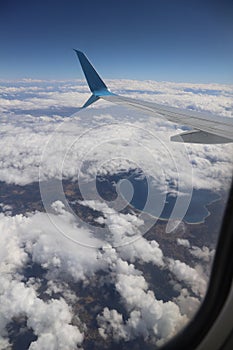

[0,0,233,83]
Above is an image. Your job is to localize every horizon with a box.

[1,76,233,88]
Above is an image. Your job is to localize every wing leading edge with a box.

[74,50,233,144]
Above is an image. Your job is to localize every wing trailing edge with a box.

[170,130,232,144]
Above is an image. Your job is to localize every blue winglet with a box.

[74,50,113,108]
[74,49,111,93]
[81,94,99,109]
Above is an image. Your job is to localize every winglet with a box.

[81,94,100,109]
[74,50,112,108]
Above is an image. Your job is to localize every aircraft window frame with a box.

[161,180,233,350]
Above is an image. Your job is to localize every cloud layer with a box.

[0,79,232,191]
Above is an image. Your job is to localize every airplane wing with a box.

[74,50,233,144]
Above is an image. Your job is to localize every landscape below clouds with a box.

[0,78,232,349]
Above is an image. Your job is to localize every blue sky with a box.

[0,0,233,83]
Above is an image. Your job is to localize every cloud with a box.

[79,198,164,266]
[168,259,207,297]
[177,238,215,263]
[0,280,83,350]
[97,308,128,341]
[80,199,144,245]
[0,211,87,349]
[177,238,190,248]
[173,288,200,318]
[97,247,187,346]
[190,245,215,263]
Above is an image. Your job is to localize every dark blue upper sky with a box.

[0,0,233,83]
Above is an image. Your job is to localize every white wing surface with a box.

[74,50,233,144]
